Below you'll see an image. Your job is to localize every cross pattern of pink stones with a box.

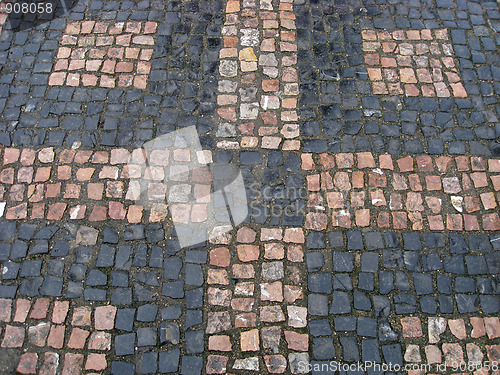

[48,21,157,89]
[362,28,468,98]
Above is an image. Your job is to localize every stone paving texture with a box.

[0,0,499,373]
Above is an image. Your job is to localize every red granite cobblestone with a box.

[47,325,65,349]
[14,299,31,323]
[30,298,50,319]
[2,325,25,347]
[17,353,38,374]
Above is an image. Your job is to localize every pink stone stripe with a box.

[0,147,211,223]
[0,147,499,231]
[216,0,300,150]
[205,0,308,372]
[303,152,500,231]
[206,227,307,374]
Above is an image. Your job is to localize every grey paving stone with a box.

[330,291,351,314]
[313,338,335,360]
[309,319,332,337]
[309,294,329,316]
[306,253,325,272]
[137,327,157,347]
[308,273,332,294]
[185,330,204,354]
[159,349,180,373]
[111,361,135,374]
[115,333,136,356]
[180,356,203,375]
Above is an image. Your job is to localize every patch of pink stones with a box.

[302,152,500,231]
[400,316,500,374]
[362,28,467,98]
[48,21,157,89]
[0,298,114,374]
[215,0,300,151]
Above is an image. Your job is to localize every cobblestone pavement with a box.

[0,0,499,373]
